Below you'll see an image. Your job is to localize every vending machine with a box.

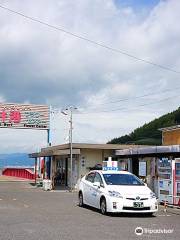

[158,158,173,204]
[158,158,180,205]
[174,159,180,205]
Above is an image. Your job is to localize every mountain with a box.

[108,107,180,145]
[0,153,34,168]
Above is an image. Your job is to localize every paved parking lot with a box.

[0,181,179,240]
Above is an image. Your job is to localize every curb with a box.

[159,205,180,215]
[159,202,180,210]
[167,204,180,210]
[0,179,34,183]
[0,180,33,182]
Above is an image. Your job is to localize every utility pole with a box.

[61,106,77,192]
[69,107,73,192]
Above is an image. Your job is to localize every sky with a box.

[0,0,180,153]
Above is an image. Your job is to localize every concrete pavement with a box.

[0,175,33,182]
[0,181,179,240]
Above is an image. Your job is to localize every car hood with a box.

[106,185,151,197]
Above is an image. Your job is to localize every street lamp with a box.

[61,106,77,192]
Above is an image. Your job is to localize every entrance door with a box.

[132,157,139,176]
[55,158,68,187]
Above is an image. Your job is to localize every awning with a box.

[29,151,53,158]
[29,149,81,158]
[53,149,80,155]
[115,145,180,156]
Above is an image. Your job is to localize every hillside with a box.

[108,107,180,145]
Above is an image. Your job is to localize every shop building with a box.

[29,125,180,204]
[29,143,140,189]
[116,145,180,189]
[160,125,180,145]
[115,125,180,205]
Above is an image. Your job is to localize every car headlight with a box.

[150,192,156,199]
[108,191,123,198]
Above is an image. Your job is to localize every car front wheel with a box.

[100,198,107,215]
[145,212,154,217]
[79,192,84,207]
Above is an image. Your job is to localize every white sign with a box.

[139,161,147,176]
[103,157,118,171]
[0,103,50,130]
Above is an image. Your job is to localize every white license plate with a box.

[133,202,144,208]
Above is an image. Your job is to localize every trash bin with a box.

[43,179,52,191]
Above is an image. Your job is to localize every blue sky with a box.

[114,0,161,10]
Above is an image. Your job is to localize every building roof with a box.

[29,143,144,158]
[42,143,141,151]
[159,125,180,132]
[115,145,180,157]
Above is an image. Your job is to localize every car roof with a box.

[89,170,133,175]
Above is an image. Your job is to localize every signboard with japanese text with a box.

[139,161,147,176]
[0,103,50,130]
[103,158,118,171]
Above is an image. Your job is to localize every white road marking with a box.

[12,198,17,201]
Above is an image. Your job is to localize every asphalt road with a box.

[0,182,179,240]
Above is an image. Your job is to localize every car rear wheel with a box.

[100,198,107,215]
[79,192,84,207]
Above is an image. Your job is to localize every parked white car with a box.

[78,170,158,215]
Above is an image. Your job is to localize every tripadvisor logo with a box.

[135,226,174,236]
[135,227,143,236]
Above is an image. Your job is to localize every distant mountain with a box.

[0,153,34,168]
[108,107,180,145]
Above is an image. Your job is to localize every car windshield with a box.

[103,173,144,186]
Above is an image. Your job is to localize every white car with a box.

[78,170,158,215]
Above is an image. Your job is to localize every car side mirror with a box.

[93,182,101,188]
[144,183,147,187]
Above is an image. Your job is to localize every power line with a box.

[77,94,180,115]
[81,85,180,109]
[0,4,179,74]
[50,85,180,115]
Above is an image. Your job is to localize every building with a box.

[29,143,140,189]
[115,126,180,204]
[29,125,180,203]
[160,125,180,145]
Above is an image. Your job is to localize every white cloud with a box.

[0,0,180,152]
[0,95,6,103]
